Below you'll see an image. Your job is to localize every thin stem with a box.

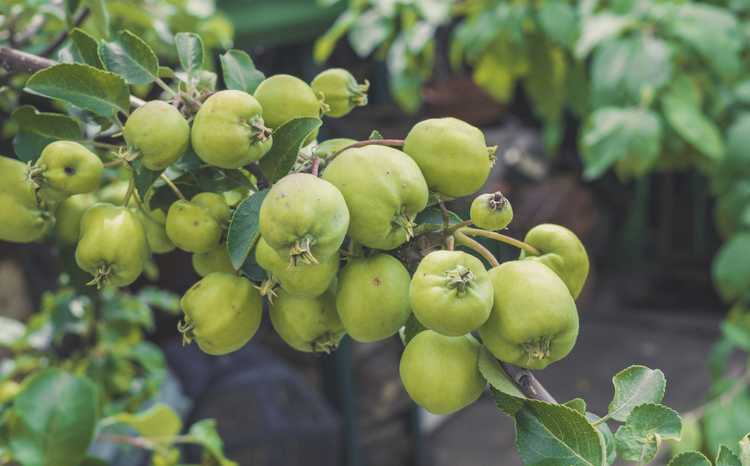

[99,434,154,450]
[40,8,90,57]
[155,77,176,97]
[461,227,540,256]
[438,200,451,229]
[122,173,135,207]
[103,159,124,168]
[311,157,321,177]
[453,230,500,267]
[326,138,406,164]
[160,173,186,201]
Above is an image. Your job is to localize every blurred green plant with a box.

[318,0,750,459]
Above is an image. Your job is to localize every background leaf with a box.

[175,32,204,83]
[113,403,182,440]
[70,28,103,68]
[668,451,712,466]
[9,369,99,466]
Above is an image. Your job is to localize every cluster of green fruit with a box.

[0,67,589,417]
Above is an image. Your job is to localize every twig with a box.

[160,174,186,201]
[311,157,320,176]
[99,434,155,450]
[40,8,90,57]
[500,362,558,403]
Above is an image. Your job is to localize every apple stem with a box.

[326,138,406,164]
[453,229,500,267]
[160,173,186,201]
[460,227,540,256]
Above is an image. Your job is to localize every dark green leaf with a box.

[704,389,750,456]
[9,369,99,466]
[514,400,606,466]
[175,32,204,83]
[99,30,159,85]
[713,234,750,302]
[25,64,130,118]
[220,50,265,94]
[240,253,267,283]
[259,117,322,183]
[227,190,269,270]
[413,207,463,236]
[65,0,82,23]
[587,413,616,465]
[70,28,103,68]
[12,105,82,162]
[607,365,666,422]
[524,38,567,124]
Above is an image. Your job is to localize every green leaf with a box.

[472,39,519,103]
[175,32,204,83]
[65,0,82,23]
[368,130,383,140]
[663,3,741,80]
[668,452,712,466]
[478,347,525,403]
[348,9,393,57]
[188,419,238,466]
[537,0,579,49]
[591,34,673,107]
[575,13,633,58]
[739,434,750,465]
[564,398,587,414]
[514,400,606,466]
[113,403,182,440]
[401,314,426,345]
[219,50,265,94]
[717,445,743,466]
[85,0,110,38]
[712,234,750,302]
[607,365,666,422]
[662,80,724,162]
[581,107,662,180]
[415,0,452,24]
[9,369,99,466]
[25,64,130,118]
[227,190,269,270]
[258,117,322,183]
[12,105,82,162]
[614,403,681,463]
[70,28,103,68]
[99,30,159,85]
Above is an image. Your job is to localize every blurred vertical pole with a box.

[322,337,361,466]
[691,172,709,256]
[408,403,425,466]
